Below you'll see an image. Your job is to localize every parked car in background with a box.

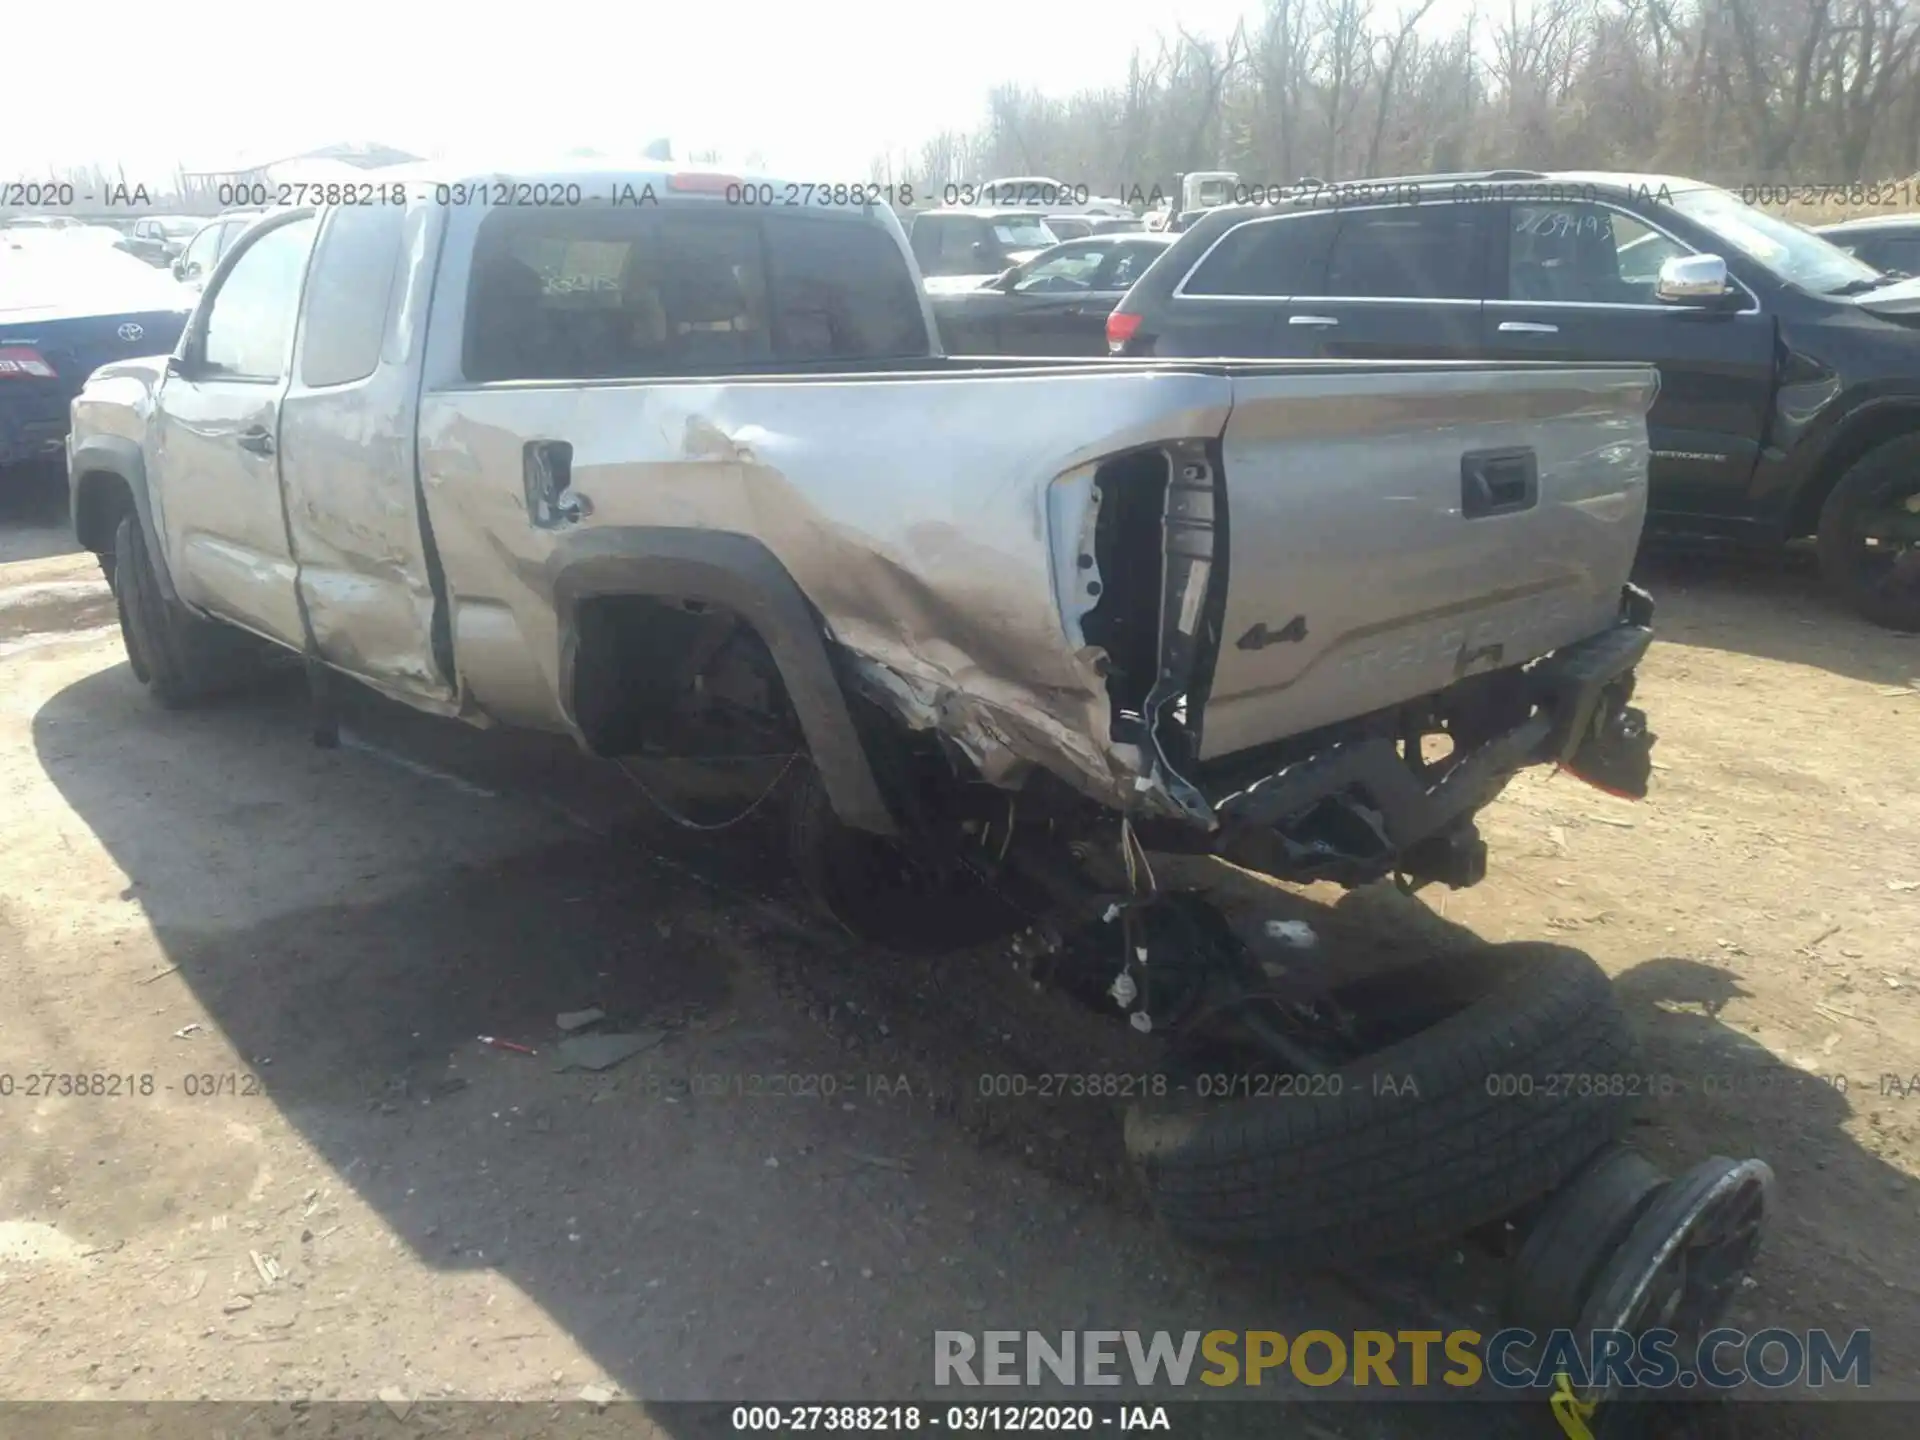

[1042,214,1146,241]
[1110,168,1920,630]
[172,211,268,290]
[1814,214,1920,277]
[126,216,212,267]
[929,233,1172,354]
[907,209,1057,292]
[0,234,193,472]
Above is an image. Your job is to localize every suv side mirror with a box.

[1656,253,1735,306]
[171,259,186,279]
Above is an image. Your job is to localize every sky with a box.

[5,0,1279,185]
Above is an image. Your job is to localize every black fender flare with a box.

[69,435,183,606]
[547,527,898,837]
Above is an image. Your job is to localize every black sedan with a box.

[1814,214,1920,277]
[929,234,1173,355]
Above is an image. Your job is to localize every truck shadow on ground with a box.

[1634,542,1917,686]
[24,665,1910,1436]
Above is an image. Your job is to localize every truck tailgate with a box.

[1198,364,1656,762]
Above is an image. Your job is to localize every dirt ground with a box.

[1,466,1916,1437]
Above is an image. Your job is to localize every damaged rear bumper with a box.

[1208,585,1657,889]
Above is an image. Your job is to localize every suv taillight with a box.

[1106,310,1143,353]
[0,346,56,379]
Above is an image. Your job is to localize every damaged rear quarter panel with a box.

[416,368,1235,812]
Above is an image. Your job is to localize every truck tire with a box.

[1124,942,1641,1263]
[1815,434,1920,632]
[112,514,252,708]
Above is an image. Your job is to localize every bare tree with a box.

[1368,0,1441,172]
[1319,0,1376,174]
[864,0,1920,199]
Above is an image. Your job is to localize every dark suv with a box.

[1109,170,1920,630]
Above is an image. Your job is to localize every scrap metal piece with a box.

[554,1031,666,1072]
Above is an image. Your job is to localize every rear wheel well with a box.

[1789,408,1920,537]
[569,592,803,760]
[73,470,136,556]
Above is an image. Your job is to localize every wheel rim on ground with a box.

[1505,1142,1670,1337]
[1570,1156,1774,1413]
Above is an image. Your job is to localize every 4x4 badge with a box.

[1237,615,1308,650]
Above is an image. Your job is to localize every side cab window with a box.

[299,205,409,387]
[192,216,319,381]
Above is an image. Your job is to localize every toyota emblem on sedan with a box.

[118,323,145,342]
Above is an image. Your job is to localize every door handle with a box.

[1288,314,1339,327]
[1062,305,1086,317]
[524,439,590,528]
[1497,320,1560,334]
[237,427,275,456]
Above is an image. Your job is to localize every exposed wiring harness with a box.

[615,752,803,832]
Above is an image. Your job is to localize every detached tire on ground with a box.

[1125,942,1641,1264]
[112,514,257,708]
[1815,433,1920,633]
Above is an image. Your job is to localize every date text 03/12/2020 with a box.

[729,1406,1175,1432]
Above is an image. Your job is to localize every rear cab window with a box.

[463,199,927,382]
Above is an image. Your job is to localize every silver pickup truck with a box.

[67,167,1748,1337]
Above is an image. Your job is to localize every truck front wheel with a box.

[1815,434,1920,632]
[112,515,257,708]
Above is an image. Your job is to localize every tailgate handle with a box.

[1288,314,1339,327]
[1461,447,1539,519]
